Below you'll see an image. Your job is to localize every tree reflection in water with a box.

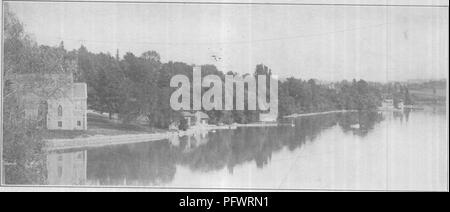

[47,111,384,186]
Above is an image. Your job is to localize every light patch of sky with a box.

[8,1,449,82]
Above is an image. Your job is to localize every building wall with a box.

[13,74,87,130]
[381,99,394,108]
[194,112,209,125]
[72,83,88,130]
[46,83,87,130]
[72,99,87,130]
[47,99,87,130]
[47,99,75,130]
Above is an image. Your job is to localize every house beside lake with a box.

[181,111,210,127]
[381,98,394,109]
[11,73,87,130]
[380,98,405,110]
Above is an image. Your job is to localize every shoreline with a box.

[45,109,358,151]
[45,125,238,151]
[283,110,357,118]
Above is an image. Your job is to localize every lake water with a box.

[46,109,448,191]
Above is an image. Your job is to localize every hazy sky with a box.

[7,0,449,82]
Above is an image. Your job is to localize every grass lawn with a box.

[43,112,167,139]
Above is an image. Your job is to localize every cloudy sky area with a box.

[8,0,449,82]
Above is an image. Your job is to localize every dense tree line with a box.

[5,33,386,129]
[71,46,386,126]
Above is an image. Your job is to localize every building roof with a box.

[195,111,209,119]
[181,111,209,119]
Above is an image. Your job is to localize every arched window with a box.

[57,105,63,117]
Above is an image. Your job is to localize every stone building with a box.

[12,73,87,130]
[46,82,87,130]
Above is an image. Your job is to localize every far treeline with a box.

[59,45,430,127]
[65,46,388,127]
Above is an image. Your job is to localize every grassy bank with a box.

[43,112,166,139]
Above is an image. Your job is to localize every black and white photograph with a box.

[0,0,448,192]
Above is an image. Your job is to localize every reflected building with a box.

[181,131,209,152]
[47,150,87,185]
[393,111,404,122]
[85,140,177,186]
[168,133,181,147]
[404,108,410,122]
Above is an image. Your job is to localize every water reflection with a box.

[46,111,385,186]
[46,150,87,185]
[337,112,384,136]
[86,141,177,186]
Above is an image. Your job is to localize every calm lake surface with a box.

[46,109,448,191]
